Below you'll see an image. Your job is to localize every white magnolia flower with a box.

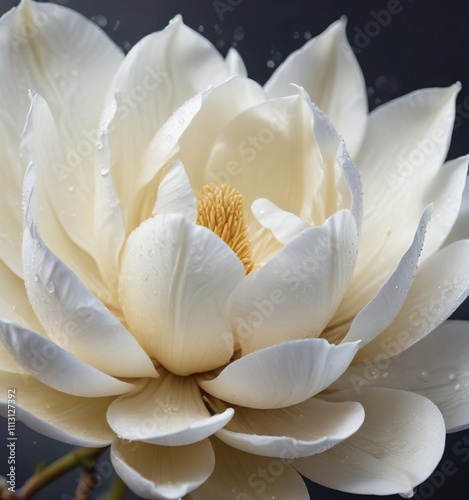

[0,1,468,499]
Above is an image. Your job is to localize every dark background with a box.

[1,0,469,498]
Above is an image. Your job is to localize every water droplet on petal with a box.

[91,14,108,28]
[449,373,456,381]
[100,167,110,176]
[46,282,55,293]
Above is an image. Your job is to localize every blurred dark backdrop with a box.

[1,0,469,499]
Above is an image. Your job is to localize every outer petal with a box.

[0,322,133,397]
[22,165,156,378]
[0,372,114,446]
[0,0,123,272]
[445,174,469,244]
[334,321,469,433]
[294,388,446,496]
[339,206,431,346]
[100,15,229,231]
[111,438,215,500]
[214,396,364,458]
[188,437,310,500]
[337,86,459,326]
[199,338,359,409]
[107,372,233,446]
[229,210,358,354]
[264,19,368,157]
[355,240,469,363]
[120,213,245,376]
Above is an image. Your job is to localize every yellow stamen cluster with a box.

[196,184,254,274]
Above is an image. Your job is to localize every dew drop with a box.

[100,167,110,176]
[455,383,461,390]
[34,274,39,283]
[97,142,103,151]
[304,31,312,40]
[112,20,121,32]
[449,372,456,381]
[91,14,108,28]
[46,282,55,293]
[293,31,300,40]
[233,26,244,41]
[266,59,275,68]
[419,370,429,381]
[198,25,205,32]
[123,41,132,52]
[68,186,75,193]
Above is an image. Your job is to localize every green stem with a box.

[1,447,105,500]
[105,474,127,500]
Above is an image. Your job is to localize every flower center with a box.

[196,184,254,274]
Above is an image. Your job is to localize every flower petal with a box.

[214,396,364,458]
[199,338,359,409]
[0,0,123,275]
[152,160,197,221]
[229,210,358,354]
[0,258,43,332]
[419,156,469,259]
[334,321,469,433]
[120,213,245,376]
[445,173,469,244]
[22,165,156,378]
[107,371,233,446]
[339,206,432,346]
[294,388,446,496]
[339,86,459,324]
[225,47,247,77]
[0,372,114,446]
[264,19,367,157]
[100,15,229,231]
[111,438,215,500]
[355,240,469,363]
[0,321,133,397]
[188,437,309,500]
[251,198,310,245]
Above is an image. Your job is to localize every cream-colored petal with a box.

[120,213,245,376]
[22,166,156,378]
[214,396,364,458]
[0,258,43,332]
[355,240,469,363]
[251,198,310,245]
[334,321,469,433]
[1,0,123,263]
[336,86,459,327]
[0,321,133,397]
[0,0,123,275]
[229,210,358,354]
[264,19,368,157]
[225,47,247,77]
[419,156,469,259]
[100,15,229,232]
[188,437,310,500]
[173,76,267,194]
[199,338,359,409]
[107,372,233,446]
[294,388,445,496]
[0,372,114,446]
[152,160,197,221]
[339,206,431,346]
[445,173,469,245]
[111,438,215,500]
